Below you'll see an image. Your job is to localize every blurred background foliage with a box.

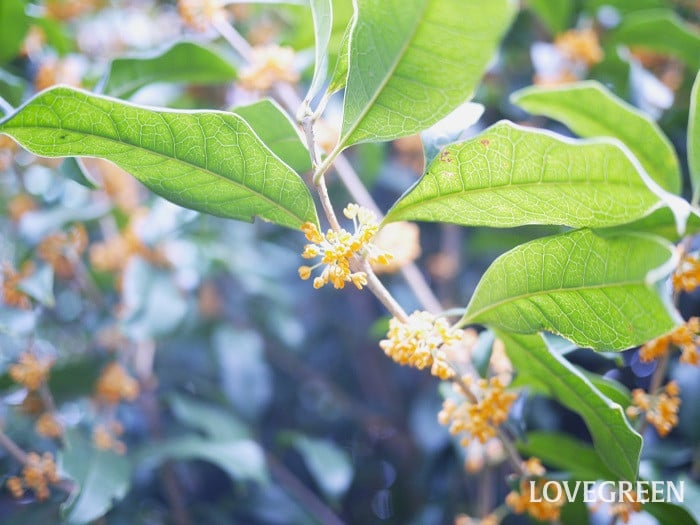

[0,0,699,524]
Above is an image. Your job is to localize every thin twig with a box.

[0,428,29,464]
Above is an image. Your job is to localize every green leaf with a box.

[497,331,642,481]
[326,12,353,95]
[232,98,311,173]
[517,431,618,480]
[58,158,100,189]
[385,121,682,230]
[512,81,681,194]
[463,229,678,351]
[420,101,484,165]
[337,0,515,148]
[103,41,237,99]
[611,10,700,70]
[60,429,131,525]
[526,0,573,35]
[584,0,667,13]
[0,86,318,230]
[138,435,268,484]
[169,394,251,441]
[291,434,354,501]
[645,502,698,525]
[18,264,54,307]
[305,0,333,106]
[597,207,700,241]
[690,69,700,203]
[0,0,29,65]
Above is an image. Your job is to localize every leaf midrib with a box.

[1,110,306,224]
[339,0,431,147]
[465,279,656,324]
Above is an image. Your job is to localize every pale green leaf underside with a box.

[512,81,681,194]
[385,121,664,229]
[326,12,353,95]
[690,69,700,199]
[464,229,677,351]
[0,86,317,230]
[612,10,700,70]
[103,41,237,99]
[497,331,641,482]
[339,0,515,147]
[305,0,334,105]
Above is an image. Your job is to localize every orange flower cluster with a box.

[239,45,299,91]
[673,256,700,293]
[7,194,37,223]
[438,377,516,444]
[9,353,53,391]
[505,458,564,522]
[178,0,223,31]
[94,362,140,405]
[93,421,126,454]
[609,491,643,524]
[554,28,604,67]
[454,513,499,525]
[44,0,97,21]
[1,262,34,309]
[37,224,88,279]
[34,57,82,91]
[627,381,681,437]
[299,204,391,290]
[6,452,60,501]
[90,213,166,276]
[35,412,63,439]
[371,222,421,275]
[639,318,700,365]
[380,311,462,379]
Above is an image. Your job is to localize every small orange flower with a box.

[239,45,299,91]
[299,204,391,290]
[609,490,643,524]
[15,452,60,501]
[1,262,35,309]
[94,362,140,405]
[672,256,700,293]
[505,459,564,522]
[380,311,461,379]
[9,353,53,391]
[627,381,681,437]
[35,412,63,439]
[639,318,700,365]
[438,377,517,444]
[37,224,88,279]
[178,0,223,31]
[93,422,126,454]
[554,28,604,67]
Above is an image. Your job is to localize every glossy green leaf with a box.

[60,430,131,525]
[232,98,311,173]
[612,10,700,70]
[305,0,333,106]
[527,0,573,35]
[690,69,700,202]
[497,331,642,481]
[463,229,678,351]
[291,434,354,501]
[0,0,29,65]
[0,86,318,230]
[512,81,681,194]
[103,41,237,99]
[139,435,268,484]
[385,121,680,230]
[337,0,515,148]
[517,431,618,480]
